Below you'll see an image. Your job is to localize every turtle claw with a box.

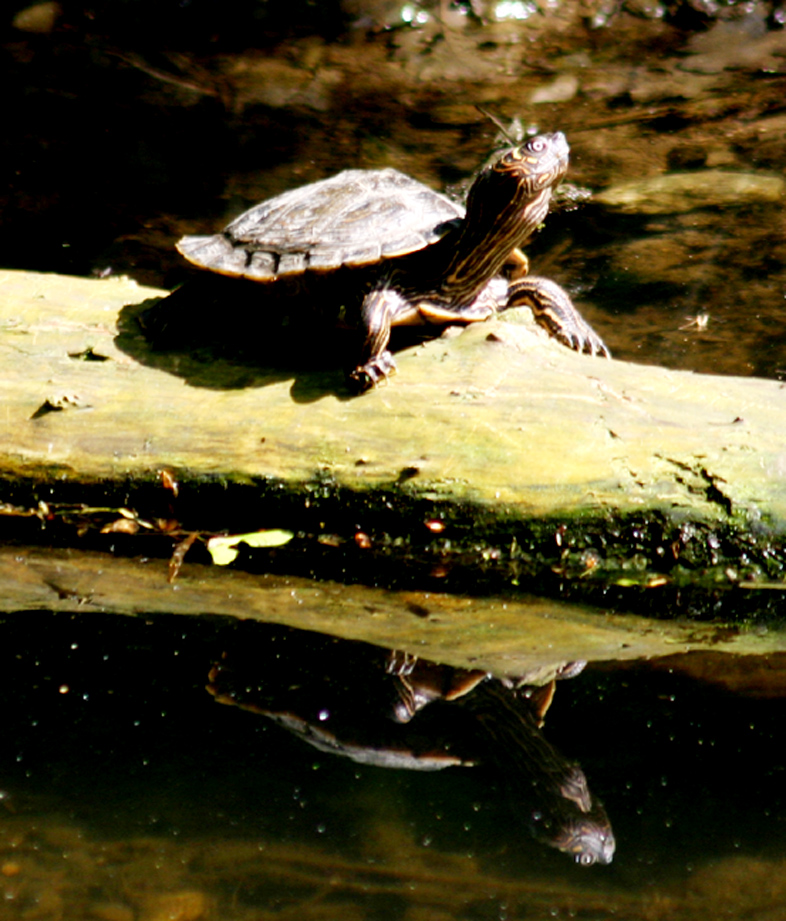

[506,276,610,359]
[585,329,611,359]
[348,350,397,393]
[561,321,610,359]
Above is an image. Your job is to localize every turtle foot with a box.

[348,351,397,393]
[507,276,611,358]
[554,319,610,359]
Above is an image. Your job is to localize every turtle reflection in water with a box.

[159,132,608,392]
[207,626,615,866]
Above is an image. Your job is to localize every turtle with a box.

[175,132,609,392]
[206,624,615,866]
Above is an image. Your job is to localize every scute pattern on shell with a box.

[177,167,465,282]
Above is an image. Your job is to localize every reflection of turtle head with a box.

[527,765,615,866]
[544,804,616,866]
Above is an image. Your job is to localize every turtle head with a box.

[435,131,570,303]
[460,132,570,257]
[494,132,570,198]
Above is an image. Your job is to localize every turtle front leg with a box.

[348,286,407,392]
[506,276,610,358]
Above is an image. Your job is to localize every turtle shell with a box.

[176,168,465,282]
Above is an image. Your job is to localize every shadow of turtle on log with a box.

[115,272,383,403]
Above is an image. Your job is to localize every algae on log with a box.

[1,268,786,594]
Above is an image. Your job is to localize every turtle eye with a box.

[527,136,547,154]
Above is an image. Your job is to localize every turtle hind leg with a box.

[506,276,610,358]
[348,287,408,393]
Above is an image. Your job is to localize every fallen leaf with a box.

[207,529,294,566]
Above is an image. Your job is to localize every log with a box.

[2,268,785,604]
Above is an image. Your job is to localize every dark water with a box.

[0,611,784,919]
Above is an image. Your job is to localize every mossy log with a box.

[2,269,786,601]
